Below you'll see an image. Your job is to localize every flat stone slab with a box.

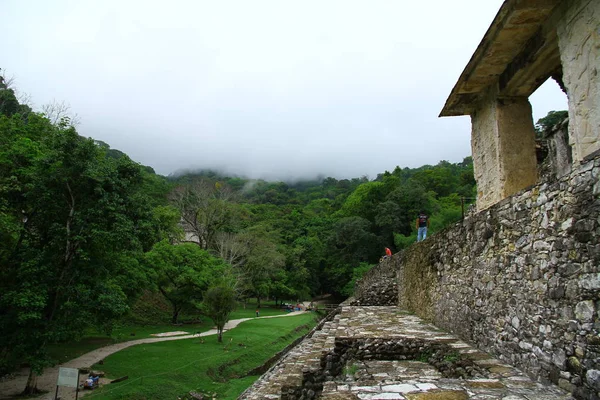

[239,305,574,399]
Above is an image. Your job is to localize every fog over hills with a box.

[1,0,567,180]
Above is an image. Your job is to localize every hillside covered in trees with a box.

[0,74,476,393]
[168,157,476,301]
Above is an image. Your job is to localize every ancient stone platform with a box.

[239,305,574,399]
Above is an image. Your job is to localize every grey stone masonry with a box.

[354,152,600,399]
[240,153,599,400]
[353,258,398,306]
[239,305,573,399]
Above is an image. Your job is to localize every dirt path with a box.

[0,311,307,400]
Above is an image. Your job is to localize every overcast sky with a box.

[1,0,568,180]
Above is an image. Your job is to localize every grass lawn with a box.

[228,300,288,320]
[83,313,317,400]
[46,322,213,364]
[46,300,290,365]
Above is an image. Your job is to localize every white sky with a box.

[1,0,568,180]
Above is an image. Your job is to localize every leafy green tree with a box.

[339,181,385,220]
[202,284,237,343]
[267,269,296,304]
[429,194,463,232]
[374,200,403,246]
[394,232,417,250]
[410,161,458,198]
[238,230,285,307]
[0,115,155,393]
[535,110,568,136]
[341,262,374,297]
[385,184,434,236]
[324,217,379,295]
[151,205,183,243]
[0,87,20,116]
[145,240,228,324]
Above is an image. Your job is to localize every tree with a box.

[535,110,568,136]
[410,163,458,198]
[145,240,228,324]
[170,179,237,250]
[341,262,374,297]
[0,69,31,117]
[151,205,184,244]
[202,284,237,343]
[339,181,385,221]
[238,231,285,307]
[0,110,157,393]
[324,216,380,295]
[41,99,80,127]
[385,184,434,236]
[374,200,403,246]
[213,231,250,269]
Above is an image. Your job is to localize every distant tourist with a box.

[385,247,392,257]
[255,309,260,317]
[416,210,430,242]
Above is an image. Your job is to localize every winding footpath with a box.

[0,311,307,400]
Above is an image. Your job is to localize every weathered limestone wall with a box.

[496,97,538,198]
[383,152,600,399]
[544,119,573,180]
[470,91,538,210]
[471,92,501,210]
[557,0,600,163]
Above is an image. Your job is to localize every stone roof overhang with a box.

[439,0,563,117]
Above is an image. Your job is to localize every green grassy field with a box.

[82,313,317,400]
[228,301,287,320]
[46,323,212,364]
[46,300,289,364]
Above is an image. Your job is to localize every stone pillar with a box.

[557,0,600,162]
[471,95,538,210]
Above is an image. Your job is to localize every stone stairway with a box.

[239,305,574,400]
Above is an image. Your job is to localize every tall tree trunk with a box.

[172,306,180,324]
[23,369,39,395]
[217,327,223,343]
[257,296,261,308]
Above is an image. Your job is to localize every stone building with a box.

[239,1,600,399]
[440,0,599,210]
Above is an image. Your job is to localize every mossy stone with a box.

[406,390,469,400]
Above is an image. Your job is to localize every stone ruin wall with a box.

[557,0,600,163]
[352,257,397,306]
[354,151,600,399]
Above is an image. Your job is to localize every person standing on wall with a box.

[416,210,430,242]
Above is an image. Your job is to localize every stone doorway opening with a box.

[529,77,571,180]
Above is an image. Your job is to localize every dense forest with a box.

[0,73,476,393]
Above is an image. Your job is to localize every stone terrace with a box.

[239,305,574,400]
